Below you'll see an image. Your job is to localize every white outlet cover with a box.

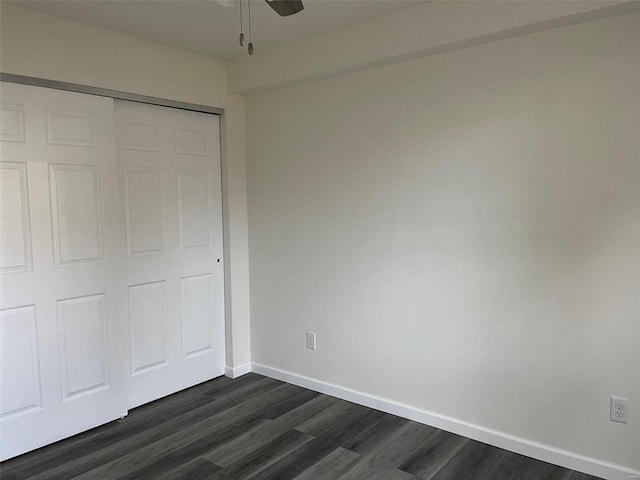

[306,331,316,350]
[610,396,629,424]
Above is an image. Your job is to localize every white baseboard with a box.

[251,362,639,480]
[224,362,252,379]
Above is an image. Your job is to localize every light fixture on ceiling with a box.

[214,0,304,56]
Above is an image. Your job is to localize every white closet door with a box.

[115,100,224,408]
[0,82,127,460]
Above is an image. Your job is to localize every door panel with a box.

[123,167,164,256]
[0,82,127,461]
[180,273,215,357]
[116,100,224,409]
[177,170,212,250]
[0,305,40,419]
[0,104,26,142]
[0,163,32,272]
[57,293,109,399]
[45,109,98,147]
[49,164,103,265]
[129,281,168,373]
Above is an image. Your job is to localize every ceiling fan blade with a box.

[265,0,304,17]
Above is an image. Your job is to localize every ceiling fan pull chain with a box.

[239,0,245,46]
[248,0,254,55]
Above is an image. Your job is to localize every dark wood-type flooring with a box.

[0,373,602,480]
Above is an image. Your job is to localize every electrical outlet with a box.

[306,331,316,350]
[610,396,628,424]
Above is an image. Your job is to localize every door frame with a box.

[0,72,232,385]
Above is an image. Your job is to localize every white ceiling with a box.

[6,0,425,60]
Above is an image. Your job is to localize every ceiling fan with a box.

[263,0,304,17]
[215,0,304,55]
[215,0,303,16]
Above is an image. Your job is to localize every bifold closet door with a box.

[115,100,225,409]
[0,82,128,460]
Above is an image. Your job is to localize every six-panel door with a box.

[0,83,128,460]
[116,100,225,409]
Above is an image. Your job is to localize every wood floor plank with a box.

[398,429,468,479]
[340,411,408,454]
[429,440,508,480]
[211,429,313,480]
[0,472,20,480]
[486,449,546,480]
[0,374,605,480]
[370,468,418,480]
[248,407,383,480]
[292,447,360,480]
[156,457,222,480]
[205,394,335,467]
[337,421,438,480]
[537,463,575,480]
[293,397,355,435]
[258,388,320,420]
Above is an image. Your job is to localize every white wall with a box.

[0,4,251,369]
[247,11,640,472]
